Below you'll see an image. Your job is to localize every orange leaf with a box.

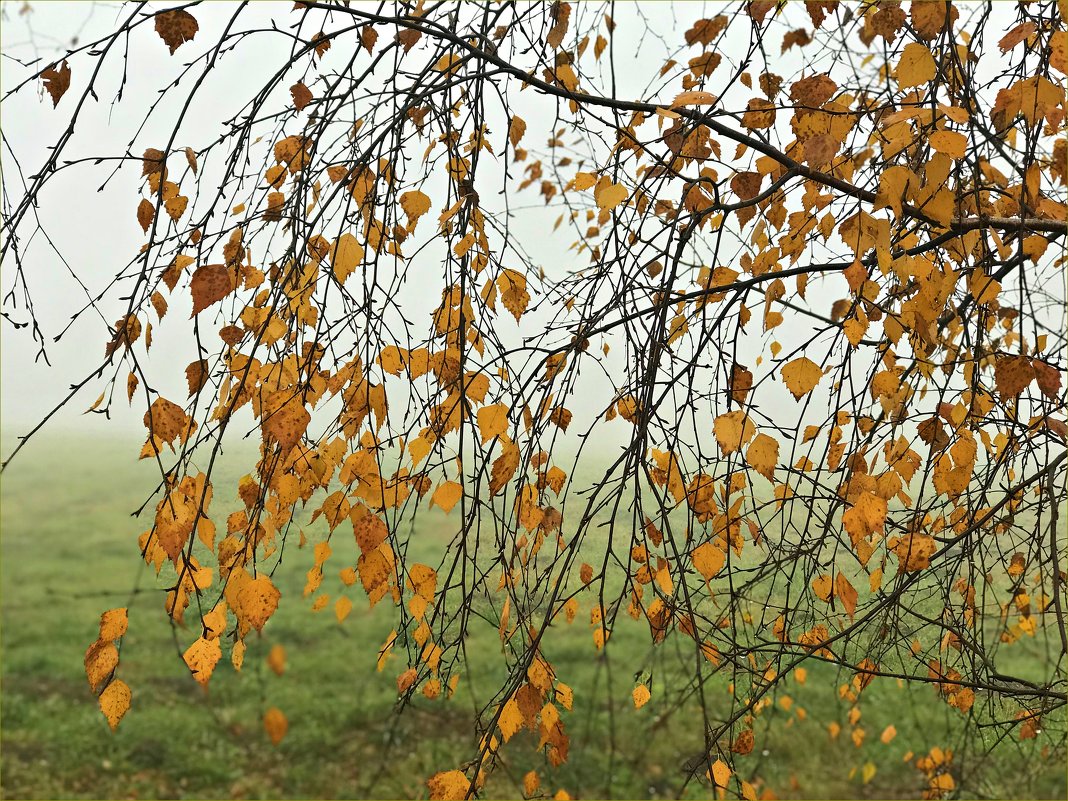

[632,684,651,708]
[263,707,288,745]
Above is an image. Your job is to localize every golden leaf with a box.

[431,481,463,514]
[780,357,823,400]
[237,575,281,632]
[99,679,131,731]
[330,233,364,283]
[335,595,353,623]
[400,190,432,229]
[427,771,471,801]
[476,403,509,444]
[896,42,936,89]
[183,636,222,687]
[290,82,312,111]
[745,433,778,481]
[594,181,628,211]
[713,411,755,454]
[691,542,726,581]
[98,608,128,642]
[928,130,966,159]
[85,640,118,692]
[509,116,527,148]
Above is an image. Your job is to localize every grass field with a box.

[1,430,1064,800]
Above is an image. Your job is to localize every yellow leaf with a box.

[497,268,530,321]
[594,181,628,211]
[400,190,432,229]
[835,572,858,619]
[335,595,353,623]
[99,679,131,731]
[713,410,755,454]
[330,232,364,283]
[710,758,731,788]
[692,541,726,581]
[427,770,470,801]
[378,345,405,375]
[848,488,889,534]
[85,640,118,693]
[237,575,281,632]
[432,481,463,514]
[671,90,718,107]
[632,684,651,708]
[509,116,527,148]
[499,697,524,741]
[183,636,222,686]
[881,724,897,744]
[928,130,966,159]
[862,762,876,784]
[476,403,509,444]
[263,706,288,745]
[573,172,597,190]
[745,433,778,481]
[812,573,833,601]
[98,608,128,641]
[896,42,936,89]
[780,357,822,400]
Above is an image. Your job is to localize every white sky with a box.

[0,1,1027,463]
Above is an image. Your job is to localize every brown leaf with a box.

[40,61,71,107]
[136,199,154,233]
[185,359,209,397]
[219,325,244,345]
[730,171,763,201]
[994,354,1035,398]
[1032,359,1062,399]
[546,2,571,50]
[396,28,421,52]
[262,398,311,453]
[155,9,199,55]
[189,264,233,317]
[730,363,754,405]
[790,73,837,108]
[142,148,166,178]
[143,396,188,443]
[290,82,312,111]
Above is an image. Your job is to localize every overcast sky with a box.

[0,1,1024,465]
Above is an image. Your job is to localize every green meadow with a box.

[1,430,1063,799]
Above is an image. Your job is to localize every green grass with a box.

[1,430,1064,799]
